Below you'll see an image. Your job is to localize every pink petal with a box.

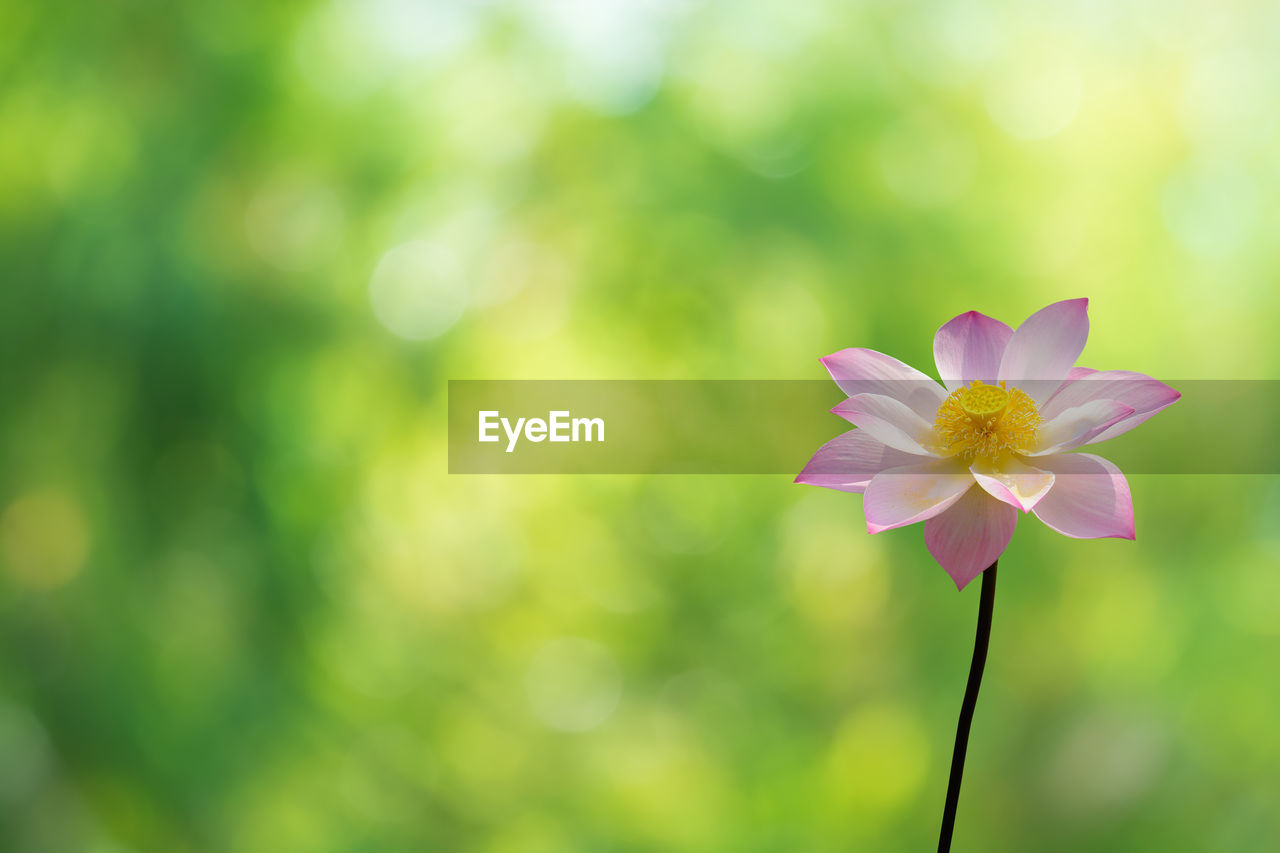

[831,394,936,456]
[925,487,1018,590]
[863,457,975,533]
[821,348,947,421]
[932,310,1015,391]
[1042,369,1181,444]
[1030,452,1135,540]
[1064,366,1095,381]
[998,298,1090,404]
[1027,399,1135,455]
[970,457,1055,512]
[794,430,924,494]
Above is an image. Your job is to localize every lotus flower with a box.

[796,299,1179,589]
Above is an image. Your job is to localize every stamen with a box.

[935,380,1042,463]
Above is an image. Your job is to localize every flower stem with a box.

[937,560,998,853]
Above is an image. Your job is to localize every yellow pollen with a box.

[935,380,1042,463]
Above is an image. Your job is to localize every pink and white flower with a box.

[796,299,1179,589]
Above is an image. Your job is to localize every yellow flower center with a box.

[934,380,1042,463]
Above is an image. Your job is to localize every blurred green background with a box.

[3,0,1280,850]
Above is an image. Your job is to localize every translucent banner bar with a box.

[447,380,1280,474]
